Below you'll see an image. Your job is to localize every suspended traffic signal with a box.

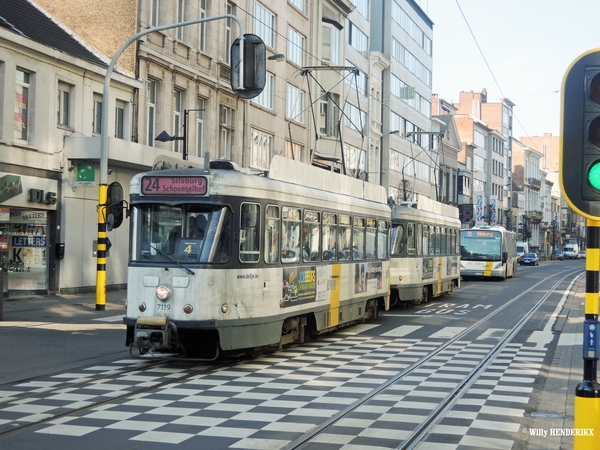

[560,49,600,218]
[230,34,266,99]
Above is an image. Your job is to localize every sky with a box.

[420,0,600,140]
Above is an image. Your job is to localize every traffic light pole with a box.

[574,220,600,448]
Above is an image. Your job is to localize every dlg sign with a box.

[28,188,57,205]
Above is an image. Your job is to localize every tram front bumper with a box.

[132,316,173,352]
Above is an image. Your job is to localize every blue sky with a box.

[422,0,600,139]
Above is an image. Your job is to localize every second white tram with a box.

[389,198,461,304]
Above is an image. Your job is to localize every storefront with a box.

[0,172,59,296]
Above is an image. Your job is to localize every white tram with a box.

[124,156,391,358]
[389,198,461,304]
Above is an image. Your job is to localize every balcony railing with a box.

[527,177,541,187]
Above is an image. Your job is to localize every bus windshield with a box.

[460,230,502,261]
[131,204,232,264]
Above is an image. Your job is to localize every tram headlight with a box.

[156,285,173,302]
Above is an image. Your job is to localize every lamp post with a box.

[95,15,244,310]
[155,109,204,161]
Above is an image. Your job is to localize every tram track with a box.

[0,268,582,447]
[284,268,583,449]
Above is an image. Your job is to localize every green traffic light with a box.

[589,161,600,190]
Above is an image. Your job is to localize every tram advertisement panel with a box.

[354,262,383,294]
[281,266,326,307]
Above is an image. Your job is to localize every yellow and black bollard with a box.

[574,219,600,448]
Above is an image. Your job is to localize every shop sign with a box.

[0,172,57,210]
[74,163,95,187]
[0,175,23,203]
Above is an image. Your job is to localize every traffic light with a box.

[230,34,266,100]
[560,49,600,218]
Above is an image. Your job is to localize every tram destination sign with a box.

[141,176,208,196]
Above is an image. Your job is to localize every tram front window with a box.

[133,204,232,263]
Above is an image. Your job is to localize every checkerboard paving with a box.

[0,327,550,449]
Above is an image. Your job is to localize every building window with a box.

[147,80,157,147]
[115,100,125,139]
[254,2,275,48]
[57,82,71,128]
[345,20,367,54]
[288,27,305,67]
[350,0,369,19]
[220,105,234,159]
[225,3,233,64]
[195,98,205,158]
[251,128,273,170]
[93,93,102,135]
[322,23,340,65]
[150,0,159,26]
[173,89,183,153]
[286,83,304,124]
[176,0,185,41]
[15,69,31,142]
[285,141,303,161]
[252,72,274,109]
[198,0,207,52]
[289,0,306,13]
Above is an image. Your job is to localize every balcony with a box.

[527,177,541,187]
[525,211,544,223]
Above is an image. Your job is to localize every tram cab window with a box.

[365,218,376,260]
[406,223,415,256]
[390,223,404,256]
[133,204,231,263]
[282,207,301,263]
[264,205,280,264]
[303,210,320,262]
[322,212,337,261]
[377,221,388,260]
[338,214,351,260]
[353,217,365,260]
[240,203,260,263]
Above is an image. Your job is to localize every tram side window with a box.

[322,212,337,261]
[422,225,429,256]
[406,222,415,256]
[377,220,388,260]
[282,207,301,263]
[390,223,404,256]
[338,214,351,260]
[441,227,447,255]
[240,203,260,263]
[428,225,435,255]
[264,205,279,264]
[416,223,422,256]
[303,210,320,262]
[434,226,441,255]
[366,218,376,260]
[353,217,365,260]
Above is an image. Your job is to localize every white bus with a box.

[460,226,518,281]
[389,198,461,304]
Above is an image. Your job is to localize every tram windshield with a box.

[131,204,232,264]
[460,230,502,261]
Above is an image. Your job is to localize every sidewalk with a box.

[0,290,128,384]
[528,275,585,450]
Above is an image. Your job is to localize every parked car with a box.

[552,250,564,260]
[579,251,586,259]
[520,252,539,266]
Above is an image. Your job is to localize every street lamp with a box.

[155,109,204,161]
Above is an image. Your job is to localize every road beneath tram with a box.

[0,260,587,449]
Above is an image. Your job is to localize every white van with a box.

[564,243,579,259]
[517,242,528,259]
